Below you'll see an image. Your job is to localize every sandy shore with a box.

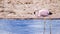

[0,0,60,19]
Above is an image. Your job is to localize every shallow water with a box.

[0,19,60,34]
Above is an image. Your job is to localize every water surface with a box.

[0,19,60,34]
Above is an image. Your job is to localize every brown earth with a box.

[0,0,60,19]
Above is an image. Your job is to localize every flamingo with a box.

[34,9,52,34]
[35,9,52,17]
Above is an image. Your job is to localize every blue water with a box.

[0,19,60,34]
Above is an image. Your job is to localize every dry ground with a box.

[0,0,60,19]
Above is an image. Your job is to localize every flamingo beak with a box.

[49,12,52,15]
